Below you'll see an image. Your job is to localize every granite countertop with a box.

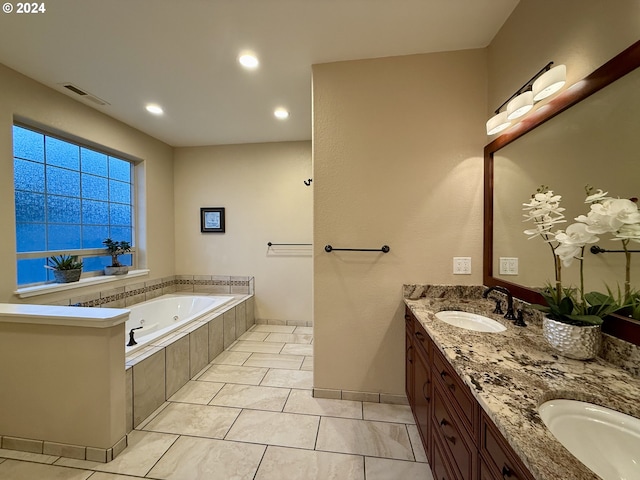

[404,286,640,480]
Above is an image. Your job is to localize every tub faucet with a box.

[483,286,516,321]
[127,326,143,347]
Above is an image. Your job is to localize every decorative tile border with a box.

[65,275,254,308]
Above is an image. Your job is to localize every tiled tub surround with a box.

[125,294,255,431]
[404,284,640,480]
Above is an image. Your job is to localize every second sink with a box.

[434,311,506,333]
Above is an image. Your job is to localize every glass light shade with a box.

[533,64,566,101]
[238,53,259,69]
[486,111,511,135]
[506,91,534,120]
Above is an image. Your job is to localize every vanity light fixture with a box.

[487,62,567,135]
[532,64,567,101]
[145,104,164,115]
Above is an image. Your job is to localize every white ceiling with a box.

[0,0,518,147]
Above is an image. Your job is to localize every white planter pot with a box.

[104,266,129,276]
[542,316,602,360]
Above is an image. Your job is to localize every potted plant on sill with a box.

[103,238,132,276]
[45,255,84,283]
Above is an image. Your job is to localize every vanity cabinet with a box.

[405,307,535,480]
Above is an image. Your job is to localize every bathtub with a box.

[124,294,234,352]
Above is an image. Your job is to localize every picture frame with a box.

[200,207,225,233]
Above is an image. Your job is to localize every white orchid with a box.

[522,189,566,240]
[615,223,640,243]
[577,198,640,235]
[554,223,599,267]
[584,188,610,204]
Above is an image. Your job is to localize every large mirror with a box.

[484,40,640,343]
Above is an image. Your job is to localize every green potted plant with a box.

[102,238,132,276]
[45,255,83,283]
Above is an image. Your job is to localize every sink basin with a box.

[538,399,640,480]
[434,311,506,333]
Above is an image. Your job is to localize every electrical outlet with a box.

[499,257,518,275]
[453,257,471,275]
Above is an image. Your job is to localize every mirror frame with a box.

[483,40,640,345]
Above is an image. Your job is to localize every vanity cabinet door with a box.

[480,412,535,480]
[405,312,414,405]
[413,342,432,462]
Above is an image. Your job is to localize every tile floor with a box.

[0,324,433,479]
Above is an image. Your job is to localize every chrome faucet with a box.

[483,286,517,321]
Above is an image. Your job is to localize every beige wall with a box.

[173,142,312,323]
[313,50,487,395]
[0,64,175,304]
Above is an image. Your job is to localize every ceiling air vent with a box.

[60,83,110,106]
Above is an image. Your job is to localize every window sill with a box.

[14,269,150,299]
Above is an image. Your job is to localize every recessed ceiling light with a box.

[238,52,259,69]
[274,108,289,120]
[145,104,164,115]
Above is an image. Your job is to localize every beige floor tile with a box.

[0,459,92,480]
[147,436,265,480]
[211,350,252,365]
[407,425,428,463]
[260,369,313,389]
[209,383,290,411]
[237,331,269,341]
[198,364,269,385]
[255,446,364,480]
[301,356,313,371]
[293,326,313,335]
[281,343,314,356]
[365,457,434,480]
[168,380,225,404]
[225,409,320,449]
[0,448,58,464]
[264,333,313,344]
[244,352,304,369]
[363,402,415,424]
[142,402,241,438]
[56,431,178,477]
[251,325,296,333]
[228,340,285,354]
[88,473,148,480]
[316,417,414,460]
[283,389,362,419]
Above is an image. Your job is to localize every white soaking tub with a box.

[124,294,234,353]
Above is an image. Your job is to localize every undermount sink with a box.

[434,311,506,333]
[538,399,640,480]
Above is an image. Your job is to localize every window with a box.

[13,124,134,285]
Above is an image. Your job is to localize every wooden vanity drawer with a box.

[431,426,457,480]
[432,346,476,434]
[413,319,431,359]
[433,383,476,480]
[480,413,535,480]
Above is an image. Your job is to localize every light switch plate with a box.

[499,257,518,275]
[453,257,471,275]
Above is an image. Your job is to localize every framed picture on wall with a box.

[200,207,225,233]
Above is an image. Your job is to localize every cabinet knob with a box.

[415,331,425,341]
[502,465,515,478]
[439,371,456,392]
